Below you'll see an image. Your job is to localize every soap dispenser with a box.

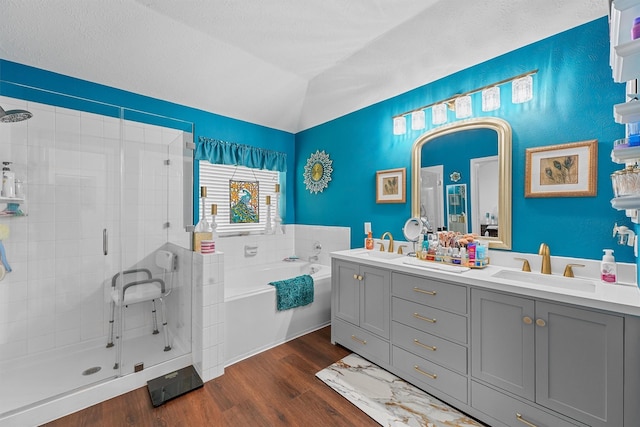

[601,249,617,284]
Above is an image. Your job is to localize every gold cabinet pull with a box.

[414,365,437,379]
[413,312,437,323]
[523,316,533,325]
[351,335,367,345]
[413,287,437,296]
[353,274,358,280]
[358,275,363,280]
[516,413,538,427]
[413,339,437,351]
[536,319,546,327]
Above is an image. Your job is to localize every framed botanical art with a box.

[376,168,406,203]
[525,140,597,198]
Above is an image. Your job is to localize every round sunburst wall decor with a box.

[303,150,333,194]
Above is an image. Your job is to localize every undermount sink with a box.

[354,250,405,260]
[492,269,597,292]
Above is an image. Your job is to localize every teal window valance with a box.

[196,137,287,172]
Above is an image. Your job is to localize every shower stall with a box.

[0,83,194,421]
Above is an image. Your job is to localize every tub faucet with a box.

[380,232,394,253]
[539,243,551,274]
[308,255,319,263]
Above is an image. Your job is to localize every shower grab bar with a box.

[103,228,108,255]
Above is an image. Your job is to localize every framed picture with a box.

[376,168,406,203]
[525,139,597,198]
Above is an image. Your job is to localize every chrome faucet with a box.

[380,232,394,253]
[538,243,551,274]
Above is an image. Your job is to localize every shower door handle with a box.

[103,229,108,255]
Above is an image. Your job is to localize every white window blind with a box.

[198,161,280,234]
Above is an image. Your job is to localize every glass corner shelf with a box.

[611,142,640,163]
[0,197,24,203]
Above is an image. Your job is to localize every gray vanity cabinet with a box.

[331,259,390,364]
[471,288,624,427]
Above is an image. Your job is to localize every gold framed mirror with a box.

[410,117,512,249]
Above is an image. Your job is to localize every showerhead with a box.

[0,105,32,123]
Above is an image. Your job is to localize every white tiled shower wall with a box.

[0,95,191,364]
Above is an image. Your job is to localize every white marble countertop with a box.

[331,248,640,317]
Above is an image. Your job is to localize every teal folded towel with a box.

[269,274,314,311]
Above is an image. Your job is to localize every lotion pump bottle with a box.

[601,249,617,284]
[365,231,374,250]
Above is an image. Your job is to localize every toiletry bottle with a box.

[601,249,617,284]
[1,162,15,198]
[365,231,374,250]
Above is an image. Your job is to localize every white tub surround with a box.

[225,261,331,366]
[192,252,225,382]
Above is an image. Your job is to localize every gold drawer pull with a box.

[351,335,367,345]
[353,274,358,279]
[414,339,437,351]
[516,413,538,427]
[413,287,437,296]
[536,319,546,327]
[523,316,533,325]
[413,365,437,379]
[413,313,437,323]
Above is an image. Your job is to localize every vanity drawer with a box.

[333,318,390,365]
[392,272,467,314]
[392,321,467,374]
[393,346,467,404]
[471,381,584,427]
[392,297,467,344]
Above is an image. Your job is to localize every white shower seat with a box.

[106,250,177,361]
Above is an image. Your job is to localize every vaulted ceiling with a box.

[1,0,607,132]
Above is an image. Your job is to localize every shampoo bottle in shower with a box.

[1,162,15,198]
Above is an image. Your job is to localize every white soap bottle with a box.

[1,162,15,198]
[601,249,617,284]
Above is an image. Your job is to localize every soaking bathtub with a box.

[224,261,331,366]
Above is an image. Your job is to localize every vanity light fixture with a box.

[454,95,472,119]
[432,103,448,125]
[482,86,500,111]
[411,110,426,130]
[393,116,407,135]
[392,69,537,135]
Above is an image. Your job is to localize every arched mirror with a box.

[411,117,512,249]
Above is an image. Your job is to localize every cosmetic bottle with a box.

[365,231,374,250]
[601,249,617,284]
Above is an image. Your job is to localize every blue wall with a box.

[0,59,296,225]
[295,17,633,262]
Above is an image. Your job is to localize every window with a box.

[198,161,281,234]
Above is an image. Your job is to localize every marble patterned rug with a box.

[316,353,485,427]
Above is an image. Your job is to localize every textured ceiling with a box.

[1,0,607,133]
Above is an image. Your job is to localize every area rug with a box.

[316,353,484,427]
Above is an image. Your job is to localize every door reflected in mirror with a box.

[446,184,467,233]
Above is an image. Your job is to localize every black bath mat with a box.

[147,365,204,407]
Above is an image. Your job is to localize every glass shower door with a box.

[118,110,192,374]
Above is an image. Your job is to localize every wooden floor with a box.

[44,326,378,426]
